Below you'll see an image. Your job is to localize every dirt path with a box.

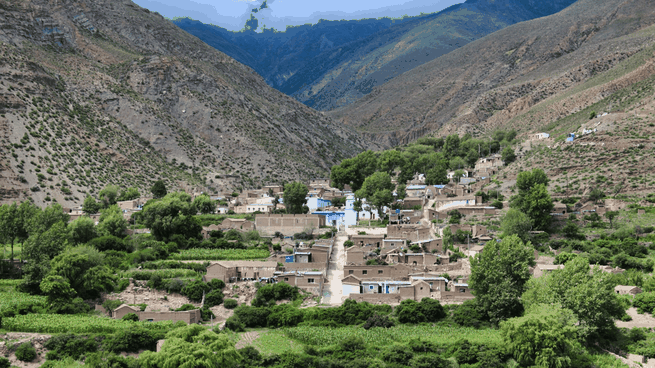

[323,233,347,305]
[616,308,655,329]
[235,331,260,349]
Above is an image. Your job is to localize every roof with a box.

[537,264,564,271]
[115,304,140,312]
[303,271,324,276]
[210,261,277,268]
[407,185,426,190]
[453,283,469,287]
[615,285,641,291]
[411,276,449,282]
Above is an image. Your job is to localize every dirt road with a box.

[323,234,347,305]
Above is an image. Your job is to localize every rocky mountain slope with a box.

[331,0,655,147]
[0,0,369,206]
[175,0,577,111]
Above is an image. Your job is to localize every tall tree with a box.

[500,209,533,243]
[97,205,128,238]
[355,172,395,220]
[82,196,101,214]
[0,201,36,266]
[140,192,201,241]
[118,187,141,201]
[151,180,167,199]
[98,185,120,207]
[469,235,535,324]
[511,169,554,231]
[283,182,309,214]
[522,257,623,341]
[193,194,217,215]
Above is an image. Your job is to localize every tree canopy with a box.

[151,180,167,199]
[283,182,309,214]
[469,235,535,324]
[510,169,554,231]
[139,192,201,241]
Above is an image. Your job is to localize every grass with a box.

[282,324,503,347]
[168,248,270,261]
[248,329,305,355]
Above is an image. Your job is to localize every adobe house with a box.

[309,178,331,187]
[427,209,448,221]
[255,214,326,236]
[469,245,485,257]
[342,274,362,296]
[387,224,431,242]
[411,238,443,253]
[263,185,284,194]
[399,280,431,300]
[220,218,255,231]
[409,276,448,292]
[457,206,497,216]
[349,234,384,248]
[451,283,473,295]
[383,238,408,250]
[551,202,567,216]
[402,198,426,209]
[344,264,413,280]
[205,261,277,283]
[346,246,365,265]
[111,304,201,323]
[533,264,564,278]
[614,285,642,296]
[277,271,324,294]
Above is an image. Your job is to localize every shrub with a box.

[205,290,224,307]
[224,299,238,309]
[15,342,37,362]
[225,315,245,332]
[89,236,129,252]
[44,334,97,360]
[344,240,354,247]
[452,300,484,328]
[201,306,214,321]
[175,304,196,311]
[102,326,163,353]
[115,279,130,292]
[181,280,210,302]
[634,292,655,314]
[207,279,225,290]
[234,305,270,328]
[363,314,394,330]
[0,357,9,368]
[121,313,139,322]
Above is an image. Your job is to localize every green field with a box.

[169,248,270,261]
[2,314,178,334]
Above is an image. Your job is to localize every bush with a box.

[234,305,270,328]
[205,290,224,307]
[44,334,97,360]
[0,357,9,368]
[89,236,130,252]
[201,306,214,321]
[224,299,238,309]
[225,315,245,332]
[363,314,394,329]
[452,299,484,328]
[15,342,37,362]
[181,280,210,302]
[207,279,225,290]
[122,313,139,322]
[102,326,163,353]
[115,279,130,292]
[634,292,655,314]
[175,304,196,311]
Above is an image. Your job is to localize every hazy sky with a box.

[133,0,463,31]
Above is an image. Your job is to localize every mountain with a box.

[331,0,655,147]
[0,0,369,206]
[174,0,577,111]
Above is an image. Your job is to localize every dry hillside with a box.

[0,0,369,206]
[331,0,655,149]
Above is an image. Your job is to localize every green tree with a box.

[355,172,395,219]
[587,188,605,204]
[378,150,405,174]
[140,192,201,241]
[139,325,241,368]
[98,185,120,207]
[68,216,98,245]
[449,156,467,171]
[283,182,309,214]
[443,134,460,159]
[501,146,516,164]
[119,187,141,201]
[0,201,36,267]
[82,196,101,214]
[47,246,115,299]
[469,235,535,324]
[22,219,70,288]
[396,184,407,200]
[605,211,619,229]
[193,194,216,215]
[151,180,167,199]
[522,257,623,341]
[501,304,584,368]
[97,205,127,238]
[425,164,448,185]
[500,209,533,243]
[511,169,554,231]
[40,274,76,311]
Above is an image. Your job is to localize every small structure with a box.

[205,261,277,283]
[533,264,564,278]
[111,304,201,324]
[533,133,550,140]
[614,285,642,296]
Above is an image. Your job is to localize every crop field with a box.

[2,314,178,334]
[120,268,203,280]
[249,329,305,355]
[169,248,270,261]
[0,280,47,314]
[283,324,503,347]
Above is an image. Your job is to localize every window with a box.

[459,288,466,293]
[308,278,315,283]
[362,270,368,275]
[378,270,383,274]
[349,270,354,275]
[284,278,289,282]
[369,285,374,290]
